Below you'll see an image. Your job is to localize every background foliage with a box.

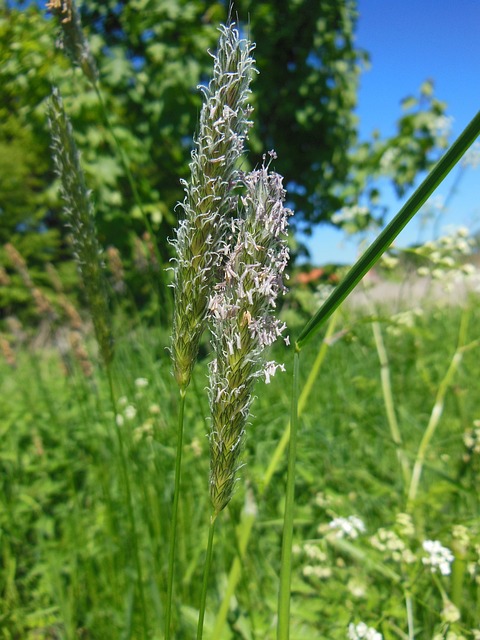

[1,0,449,320]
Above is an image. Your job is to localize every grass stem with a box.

[106,364,148,637]
[196,513,217,640]
[165,387,187,640]
[277,347,300,640]
[213,314,338,638]
[406,311,470,510]
[372,320,411,490]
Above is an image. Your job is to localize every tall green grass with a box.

[1,296,480,638]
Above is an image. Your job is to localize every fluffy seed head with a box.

[48,87,113,366]
[171,24,256,390]
[208,160,291,514]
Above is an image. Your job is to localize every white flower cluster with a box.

[296,543,332,580]
[332,204,370,224]
[426,114,453,138]
[463,419,480,456]
[115,395,138,426]
[347,622,383,640]
[327,516,366,539]
[414,227,476,289]
[422,539,455,576]
[370,528,416,564]
[386,308,423,338]
[461,141,480,168]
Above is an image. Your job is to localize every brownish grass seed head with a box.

[48,87,113,366]
[0,334,17,369]
[46,0,98,85]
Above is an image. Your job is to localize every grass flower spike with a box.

[46,0,99,85]
[208,160,291,515]
[48,87,113,366]
[171,24,256,390]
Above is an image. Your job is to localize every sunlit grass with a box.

[1,294,479,638]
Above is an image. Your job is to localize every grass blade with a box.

[296,110,480,350]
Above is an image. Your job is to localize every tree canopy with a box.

[0,0,449,317]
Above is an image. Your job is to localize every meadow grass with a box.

[1,293,479,638]
[2,10,480,639]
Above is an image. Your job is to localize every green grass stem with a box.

[106,365,148,638]
[296,110,480,350]
[277,347,300,640]
[372,320,411,489]
[405,592,414,640]
[212,510,256,640]
[263,312,339,491]
[213,313,339,638]
[165,387,187,640]
[406,311,475,511]
[196,514,217,640]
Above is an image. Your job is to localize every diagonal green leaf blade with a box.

[296,110,480,350]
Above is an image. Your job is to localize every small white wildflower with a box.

[441,600,461,623]
[118,395,128,407]
[347,578,366,598]
[463,424,480,455]
[303,543,327,562]
[328,516,366,539]
[315,491,328,507]
[347,622,383,640]
[124,405,137,421]
[422,539,454,576]
[380,254,398,270]
[303,565,331,579]
[149,403,161,415]
[115,414,124,427]
[461,141,480,168]
[134,377,149,388]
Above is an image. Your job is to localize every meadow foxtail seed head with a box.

[48,87,113,366]
[171,24,256,389]
[208,158,292,514]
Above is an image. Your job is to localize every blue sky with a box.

[305,0,480,265]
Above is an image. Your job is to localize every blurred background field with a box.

[1,290,480,638]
